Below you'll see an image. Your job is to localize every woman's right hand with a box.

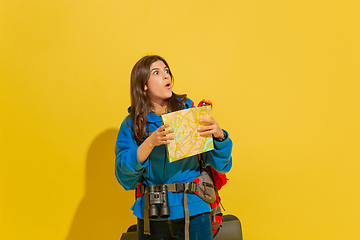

[137,124,174,164]
[148,124,174,148]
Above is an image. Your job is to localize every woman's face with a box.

[145,60,172,106]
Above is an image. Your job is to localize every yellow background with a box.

[1,1,359,239]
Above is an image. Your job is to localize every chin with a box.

[166,92,173,99]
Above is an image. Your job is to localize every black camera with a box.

[148,185,170,219]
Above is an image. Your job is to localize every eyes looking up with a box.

[152,68,170,75]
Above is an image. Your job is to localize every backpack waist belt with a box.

[140,182,199,240]
[138,182,198,195]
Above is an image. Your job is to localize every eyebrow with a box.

[150,67,160,72]
[150,66,169,72]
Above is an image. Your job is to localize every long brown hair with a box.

[127,55,187,145]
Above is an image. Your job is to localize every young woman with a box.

[115,55,232,240]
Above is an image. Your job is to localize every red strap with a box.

[136,182,144,198]
[211,167,227,191]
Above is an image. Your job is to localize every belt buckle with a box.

[184,182,197,193]
[184,182,192,193]
[174,182,184,192]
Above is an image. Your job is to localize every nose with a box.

[164,71,170,79]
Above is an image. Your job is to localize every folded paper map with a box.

[161,106,214,163]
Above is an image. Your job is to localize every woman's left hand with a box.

[197,117,225,139]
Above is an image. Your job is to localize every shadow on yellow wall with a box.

[66,129,135,240]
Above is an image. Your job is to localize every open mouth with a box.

[165,83,171,88]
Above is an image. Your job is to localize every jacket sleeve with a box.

[203,129,233,174]
[115,117,149,190]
